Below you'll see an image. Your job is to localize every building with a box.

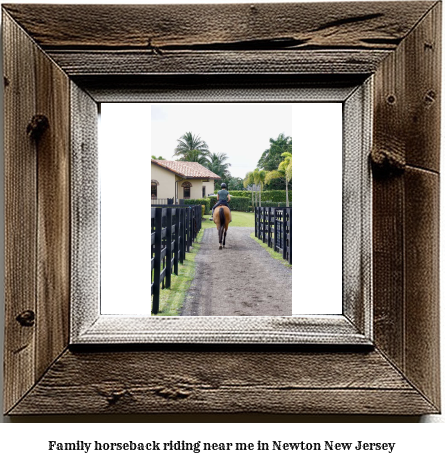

[151,159,221,202]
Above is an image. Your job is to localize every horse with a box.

[213,205,230,249]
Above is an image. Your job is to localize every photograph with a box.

[1,0,442,428]
[99,102,342,317]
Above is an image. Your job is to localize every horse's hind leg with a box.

[218,227,223,249]
[223,230,227,248]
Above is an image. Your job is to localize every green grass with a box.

[202,211,255,228]
[153,212,255,315]
[250,232,292,268]
[154,228,205,316]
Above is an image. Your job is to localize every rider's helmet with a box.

[221,183,227,189]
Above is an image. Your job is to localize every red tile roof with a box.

[151,159,221,179]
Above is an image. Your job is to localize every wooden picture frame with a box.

[3,2,440,415]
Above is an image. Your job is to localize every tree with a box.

[151,155,165,160]
[173,132,210,164]
[227,176,244,190]
[243,171,256,207]
[206,152,231,179]
[257,133,292,189]
[253,168,268,207]
[265,152,292,206]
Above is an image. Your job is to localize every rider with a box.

[210,183,232,222]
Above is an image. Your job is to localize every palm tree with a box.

[178,149,210,164]
[257,133,292,173]
[253,168,268,207]
[243,171,256,208]
[265,152,292,206]
[173,132,210,164]
[206,152,231,179]
[227,176,244,190]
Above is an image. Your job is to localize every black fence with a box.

[151,205,202,314]
[255,207,292,265]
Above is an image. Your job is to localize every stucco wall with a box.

[177,179,203,200]
[202,180,215,197]
[151,163,176,199]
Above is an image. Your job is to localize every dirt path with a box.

[180,227,292,316]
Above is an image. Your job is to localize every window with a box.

[151,181,157,199]
[182,181,192,199]
[202,186,206,198]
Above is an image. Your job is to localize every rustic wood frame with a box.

[3,2,440,415]
[71,82,372,345]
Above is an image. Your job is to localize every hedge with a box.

[183,198,210,214]
[209,196,250,212]
[226,190,292,202]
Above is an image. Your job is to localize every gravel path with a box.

[180,226,292,316]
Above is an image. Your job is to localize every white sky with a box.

[151,104,292,179]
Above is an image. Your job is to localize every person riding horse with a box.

[210,183,232,222]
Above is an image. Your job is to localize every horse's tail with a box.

[219,207,225,243]
[219,207,225,228]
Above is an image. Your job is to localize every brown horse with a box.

[213,206,231,249]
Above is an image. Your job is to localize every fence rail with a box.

[255,207,292,265]
[151,205,202,314]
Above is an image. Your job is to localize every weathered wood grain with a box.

[3,2,435,50]
[371,3,441,412]
[47,50,391,77]
[74,315,371,345]
[372,25,406,368]
[3,2,441,417]
[3,13,37,414]
[404,2,441,172]
[69,83,99,341]
[35,45,71,380]
[9,349,438,415]
[371,1,441,172]
[372,176,405,370]
[404,167,440,410]
[78,75,364,103]
[343,81,373,337]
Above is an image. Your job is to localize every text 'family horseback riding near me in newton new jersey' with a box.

[47,440,396,454]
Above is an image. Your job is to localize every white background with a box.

[0,0,444,461]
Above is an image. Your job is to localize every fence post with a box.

[257,207,261,239]
[259,208,262,241]
[173,208,179,274]
[184,208,188,252]
[254,207,258,238]
[267,207,272,247]
[152,207,162,315]
[262,207,267,243]
[192,207,197,241]
[166,208,172,288]
[282,208,288,260]
[187,208,191,252]
[288,208,292,265]
[180,208,185,263]
[273,208,278,253]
